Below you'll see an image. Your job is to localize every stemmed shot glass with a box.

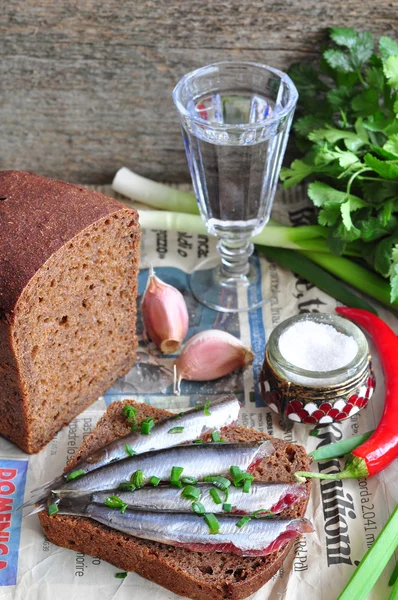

[173,61,298,313]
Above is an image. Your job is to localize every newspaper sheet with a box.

[1,185,397,600]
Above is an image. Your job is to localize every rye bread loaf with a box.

[39,400,312,600]
[0,171,140,453]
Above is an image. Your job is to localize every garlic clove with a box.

[141,268,189,354]
[174,330,254,394]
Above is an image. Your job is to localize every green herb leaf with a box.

[383,55,398,89]
[280,160,316,188]
[66,469,85,481]
[384,134,398,157]
[364,153,398,180]
[389,246,398,302]
[351,90,380,116]
[323,49,353,73]
[374,233,398,277]
[308,128,366,151]
[168,426,184,434]
[329,27,358,49]
[379,36,398,61]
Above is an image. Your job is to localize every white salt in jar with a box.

[260,313,375,428]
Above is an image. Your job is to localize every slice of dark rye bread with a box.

[39,401,312,600]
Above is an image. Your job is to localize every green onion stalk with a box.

[112,169,397,311]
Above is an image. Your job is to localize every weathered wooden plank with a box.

[0,1,396,183]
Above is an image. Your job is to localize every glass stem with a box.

[217,237,254,278]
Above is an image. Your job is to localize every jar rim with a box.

[268,313,369,380]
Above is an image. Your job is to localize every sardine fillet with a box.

[39,400,312,600]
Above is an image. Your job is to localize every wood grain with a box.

[1,1,396,183]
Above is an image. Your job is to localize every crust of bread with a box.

[39,401,311,600]
[0,171,140,453]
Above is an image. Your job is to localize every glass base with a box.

[190,255,268,313]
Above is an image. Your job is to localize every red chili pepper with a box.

[335,307,398,477]
[295,308,398,482]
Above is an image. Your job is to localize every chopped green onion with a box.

[203,399,212,416]
[48,503,59,516]
[209,488,222,504]
[175,412,185,420]
[149,476,161,486]
[230,466,241,479]
[122,404,137,424]
[193,439,204,444]
[224,487,229,503]
[125,444,136,457]
[223,503,232,512]
[302,251,394,312]
[130,424,140,432]
[66,469,85,481]
[141,417,155,435]
[115,571,128,579]
[229,466,254,488]
[243,479,252,493]
[211,431,221,442]
[131,470,145,488]
[310,430,374,462]
[168,426,185,434]
[138,209,330,253]
[170,466,184,487]
[252,509,274,518]
[105,495,128,514]
[118,482,136,491]
[181,485,201,500]
[337,505,398,600]
[236,516,251,529]
[203,476,231,490]
[192,501,206,515]
[181,476,198,485]
[204,513,220,534]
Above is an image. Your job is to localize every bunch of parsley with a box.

[281,27,398,303]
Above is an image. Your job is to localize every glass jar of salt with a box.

[260,313,375,428]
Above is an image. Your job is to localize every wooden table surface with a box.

[1,1,396,184]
